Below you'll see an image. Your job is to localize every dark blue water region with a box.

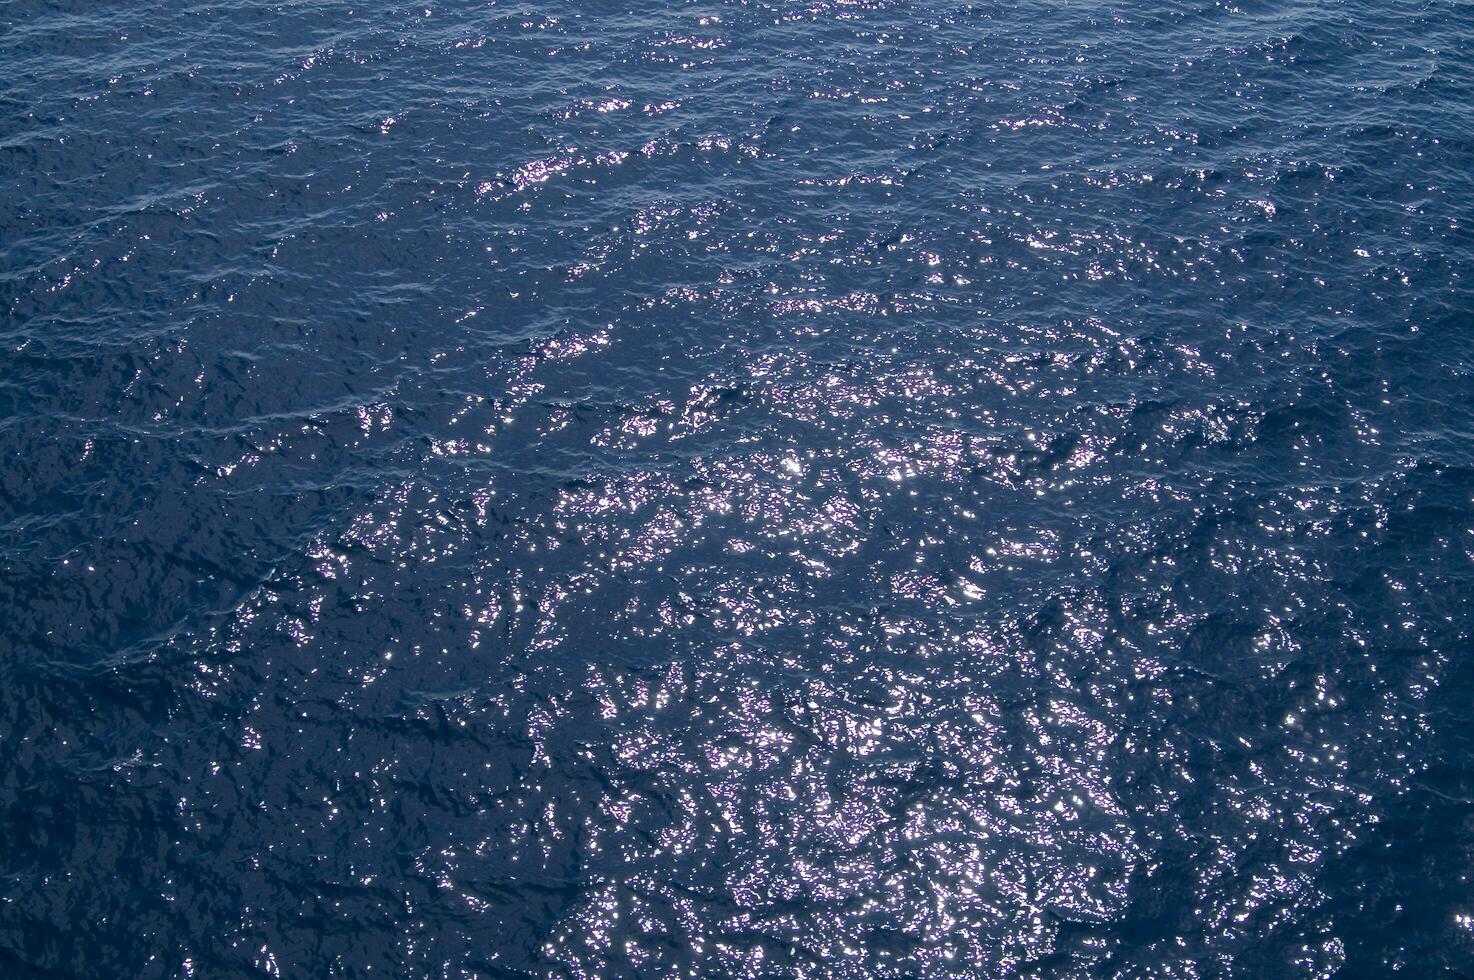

[3,0,1474,975]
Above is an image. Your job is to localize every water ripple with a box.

[2,0,1473,975]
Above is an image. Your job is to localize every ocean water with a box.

[3,0,1474,976]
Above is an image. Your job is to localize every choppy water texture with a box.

[4,0,1474,976]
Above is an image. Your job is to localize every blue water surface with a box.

[3,0,1474,976]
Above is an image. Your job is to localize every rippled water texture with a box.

[4,0,1474,975]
